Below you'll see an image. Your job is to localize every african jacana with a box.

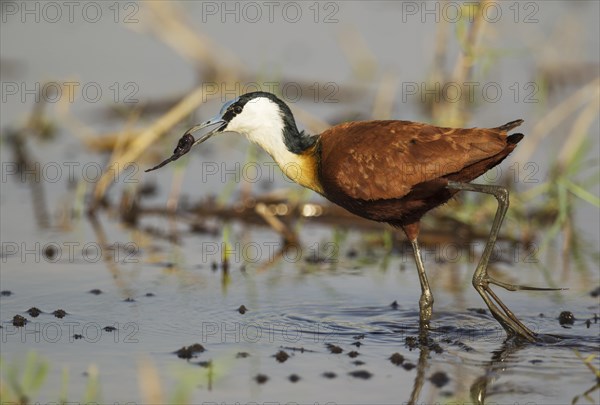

[148,91,556,342]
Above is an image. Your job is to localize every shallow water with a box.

[1,211,599,403]
[1,1,599,404]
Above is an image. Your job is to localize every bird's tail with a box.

[496,119,524,132]
[507,133,524,145]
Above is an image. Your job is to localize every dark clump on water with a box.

[27,307,42,317]
[389,352,405,365]
[175,343,206,359]
[89,289,103,295]
[390,300,399,309]
[13,315,27,327]
[254,374,268,384]
[103,326,117,332]
[352,360,365,366]
[348,351,359,358]
[402,362,416,371]
[322,371,337,379]
[429,371,450,388]
[274,350,290,363]
[238,305,248,314]
[326,344,343,354]
[467,307,487,315]
[589,286,600,297]
[558,311,575,326]
[348,370,372,379]
[124,297,135,302]
[288,374,300,383]
[405,336,418,350]
[43,245,57,260]
[73,334,84,339]
[1,290,13,296]
[236,352,250,358]
[53,309,67,318]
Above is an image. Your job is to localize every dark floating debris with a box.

[73,334,84,340]
[389,353,405,366]
[430,342,444,354]
[429,371,450,388]
[326,344,343,354]
[197,361,212,368]
[348,370,372,379]
[53,309,67,318]
[13,314,27,327]
[467,307,487,315]
[43,245,57,260]
[402,362,416,371]
[348,351,359,358]
[145,292,155,297]
[238,305,248,314]
[353,334,365,340]
[236,352,250,358]
[288,374,300,383]
[27,307,42,317]
[558,311,575,326]
[590,286,600,298]
[390,300,399,309]
[1,290,13,296]
[322,371,337,379]
[351,341,362,348]
[274,350,290,363]
[530,359,543,364]
[254,374,269,384]
[352,360,365,366]
[103,326,117,332]
[405,336,418,350]
[89,289,103,295]
[124,297,136,302]
[175,343,206,359]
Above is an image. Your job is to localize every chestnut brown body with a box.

[316,119,524,228]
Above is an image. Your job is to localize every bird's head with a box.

[146,92,320,193]
[187,91,316,157]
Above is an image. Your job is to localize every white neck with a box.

[222,97,322,193]
[224,97,299,169]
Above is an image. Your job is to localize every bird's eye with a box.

[234,105,243,114]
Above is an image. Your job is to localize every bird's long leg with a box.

[402,223,434,331]
[446,181,540,342]
[412,238,434,329]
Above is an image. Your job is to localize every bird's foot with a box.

[476,284,538,343]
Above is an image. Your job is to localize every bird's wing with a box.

[318,120,509,201]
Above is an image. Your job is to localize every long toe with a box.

[488,277,567,292]
[482,286,538,342]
